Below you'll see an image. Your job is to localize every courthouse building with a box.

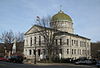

[24,10,91,60]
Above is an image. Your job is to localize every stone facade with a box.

[24,10,91,60]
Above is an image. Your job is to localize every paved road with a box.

[0,61,97,68]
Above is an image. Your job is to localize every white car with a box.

[75,60,92,65]
[75,60,86,64]
[85,60,93,64]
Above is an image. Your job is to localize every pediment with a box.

[25,25,41,35]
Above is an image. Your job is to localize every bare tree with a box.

[0,30,24,43]
[0,30,15,56]
[15,32,24,42]
[34,16,65,62]
[91,42,100,60]
[0,30,14,44]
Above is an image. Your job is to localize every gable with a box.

[25,25,41,35]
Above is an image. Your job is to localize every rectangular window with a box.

[74,49,76,54]
[60,39,62,45]
[38,49,41,56]
[74,40,76,44]
[72,49,73,54]
[30,37,32,46]
[39,36,41,46]
[80,41,82,47]
[80,49,81,55]
[56,39,58,45]
[67,39,69,45]
[82,50,84,55]
[29,50,32,55]
[34,37,36,44]
[76,40,78,46]
[72,40,73,45]
[67,49,69,54]
[33,49,36,55]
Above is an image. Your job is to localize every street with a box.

[0,61,96,68]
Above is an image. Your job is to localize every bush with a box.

[60,58,72,63]
[52,58,72,63]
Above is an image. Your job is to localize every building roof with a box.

[51,10,72,22]
[25,25,90,40]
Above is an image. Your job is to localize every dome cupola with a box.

[51,10,72,22]
[50,10,74,34]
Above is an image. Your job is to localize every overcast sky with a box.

[0,0,100,42]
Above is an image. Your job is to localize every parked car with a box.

[74,57,88,63]
[96,61,100,68]
[85,60,93,64]
[75,60,85,64]
[75,60,92,65]
[0,56,9,62]
[9,56,23,63]
[89,59,96,64]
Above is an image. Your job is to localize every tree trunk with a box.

[48,49,53,62]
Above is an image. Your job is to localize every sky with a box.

[0,0,100,42]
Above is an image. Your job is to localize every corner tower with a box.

[50,10,74,34]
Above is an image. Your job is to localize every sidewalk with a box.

[31,63,73,65]
[24,61,74,66]
[24,62,96,68]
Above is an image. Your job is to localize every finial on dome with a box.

[59,5,63,13]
